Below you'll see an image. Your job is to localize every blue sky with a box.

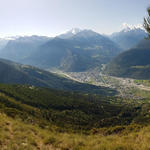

[0,0,149,37]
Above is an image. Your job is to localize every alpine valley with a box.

[1,25,150,150]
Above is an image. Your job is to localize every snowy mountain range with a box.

[0,25,147,72]
[110,24,147,50]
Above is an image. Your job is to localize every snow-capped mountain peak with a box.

[57,28,82,39]
[122,23,145,32]
[70,28,82,34]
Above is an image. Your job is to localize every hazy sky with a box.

[0,0,149,37]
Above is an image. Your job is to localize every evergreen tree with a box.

[144,7,150,36]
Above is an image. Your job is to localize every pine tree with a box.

[144,7,150,37]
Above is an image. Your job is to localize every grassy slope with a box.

[0,84,150,149]
[1,113,150,150]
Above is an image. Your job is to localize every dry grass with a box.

[1,113,150,150]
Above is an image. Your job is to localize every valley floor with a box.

[54,70,150,99]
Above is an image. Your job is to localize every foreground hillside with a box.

[104,39,150,79]
[1,113,150,150]
[0,84,150,149]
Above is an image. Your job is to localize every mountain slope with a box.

[24,30,121,72]
[110,27,147,50]
[104,39,150,79]
[0,58,116,95]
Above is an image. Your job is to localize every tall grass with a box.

[1,112,150,150]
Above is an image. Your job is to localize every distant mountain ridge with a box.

[57,28,82,39]
[23,29,121,72]
[110,26,147,50]
[0,35,51,62]
[0,29,122,72]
